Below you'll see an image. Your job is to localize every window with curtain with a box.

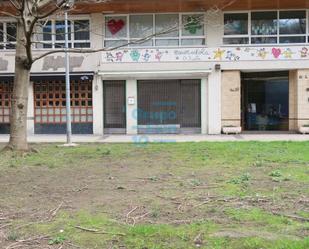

[251,11,278,44]
[104,13,205,48]
[0,22,16,50]
[224,10,308,45]
[35,19,90,49]
[223,13,249,44]
[279,11,306,43]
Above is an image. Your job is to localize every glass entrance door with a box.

[242,72,289,131]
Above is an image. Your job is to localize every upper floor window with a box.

[224,10,308,45]
[104,13,205,48]
[35,19,91,49]
[224,13,249,44]
[0,19,90,50]
[0,22,16,50]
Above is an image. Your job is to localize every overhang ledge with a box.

[98,69,212,80]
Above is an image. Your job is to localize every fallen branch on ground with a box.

[192,200,211,209]
[125,206,138,226]
[47,201,64,221]
[74,226,125,236]
[0,223,12,229]
[271,212,309,222]
[5,235,50,249]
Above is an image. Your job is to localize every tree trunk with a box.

[7,20,31,151]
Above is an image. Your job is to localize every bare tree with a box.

[0,0,236,151]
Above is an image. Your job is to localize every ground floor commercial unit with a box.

[1,65,309,135]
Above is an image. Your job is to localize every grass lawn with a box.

[0,142,308,249]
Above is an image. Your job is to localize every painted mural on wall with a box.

[42,56,84,71]
[102,46,309,63]
[0,58,9,71]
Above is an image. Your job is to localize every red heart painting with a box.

[107,19,125,35]
[272,48,281,58]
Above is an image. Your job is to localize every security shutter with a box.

[137,79,201,133]
[103,81,126,131]
[180,80,201,128]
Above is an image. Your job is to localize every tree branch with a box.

[37,0,67,19]
[32,24,179,63]
[8,0,21,11]
[0,10,18,18]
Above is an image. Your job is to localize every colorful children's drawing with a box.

[184,16,203,35]
[155,50,164,61]
[130,50,141,62]
[102,46,309,63]
[272,48,281,58]
[213,49,225,60]
[300,47,308,58]
[282,48,293,59]
[257,48,268,59]
[226,51,240,61]
[106,52,115,62]
[115,52,124,62]
[107,19,125,35]
[142,51,151,62]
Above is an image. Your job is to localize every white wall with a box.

[207,70,222,134]
[201,77,208,134]
[126,79,138,134]
[92,75,104,135]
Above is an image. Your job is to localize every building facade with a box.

[1,0,309,135]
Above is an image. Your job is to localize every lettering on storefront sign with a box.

[299,74,309,80]
[102,46,309,63]
[0,58,8,71]
[42,56,84,71]
[230,87,240,92]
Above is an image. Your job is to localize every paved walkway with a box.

[0,134,309,143]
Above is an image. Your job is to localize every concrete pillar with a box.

[206,10,224,47]
[27,82,34,135]
[93,75,103,135]
[221,71,241,127]
[201,77,208,134]
[208,69,222,134]
[90,13,104,50]
[126,79,138,134]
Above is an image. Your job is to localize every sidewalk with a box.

[0,134,309,143]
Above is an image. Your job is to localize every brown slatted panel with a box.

[104,81,126,128]
[0,80,12,124]
[34,79,93,124]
